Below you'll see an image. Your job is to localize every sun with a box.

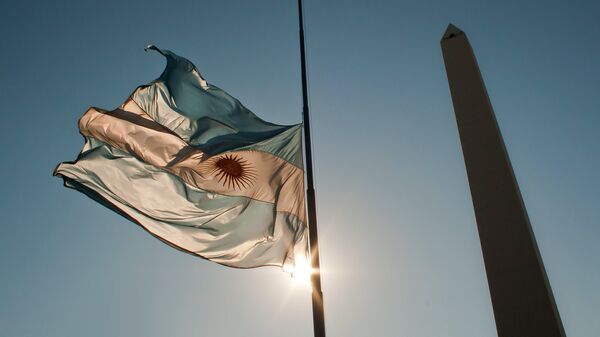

[203,153,257,190]
[292,256,313,285]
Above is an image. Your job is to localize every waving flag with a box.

[54,46,308,272]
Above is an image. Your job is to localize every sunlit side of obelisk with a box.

[441,24,566,337]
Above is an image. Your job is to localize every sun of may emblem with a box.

[206,154,257,190]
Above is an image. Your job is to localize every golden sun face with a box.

[209,154,257,190]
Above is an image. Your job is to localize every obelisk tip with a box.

[441,23,464,41]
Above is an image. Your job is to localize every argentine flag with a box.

[55,46,308,273]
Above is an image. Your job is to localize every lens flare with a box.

[292,256,313,285]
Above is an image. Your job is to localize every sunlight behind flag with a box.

[291,255,313,285]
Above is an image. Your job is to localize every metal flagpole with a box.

[441,24,566,337]
[297,1,326,337]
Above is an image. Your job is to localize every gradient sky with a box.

[1,0,599,336]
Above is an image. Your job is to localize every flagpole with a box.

[297,1,326,337]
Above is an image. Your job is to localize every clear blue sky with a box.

[1,0,598,336]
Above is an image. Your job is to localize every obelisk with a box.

[441,24,566,337]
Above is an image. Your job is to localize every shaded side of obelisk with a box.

[441,24,566,337]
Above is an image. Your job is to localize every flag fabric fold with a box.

[55,46,308,271]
